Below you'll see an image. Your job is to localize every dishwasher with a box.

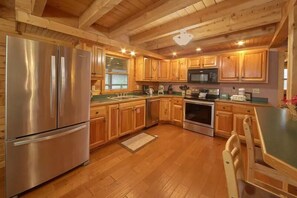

[146,98,160,128]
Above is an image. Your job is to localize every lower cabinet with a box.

[215,102,265,143]
[171,98,183,126]
[159,98,171,121]
[119,100,146,137]
[108,104,119,140]
[90,106,107,150]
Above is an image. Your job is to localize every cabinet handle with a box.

[247,110,250,113]
[223,107,225,109]
[96,111,99,114]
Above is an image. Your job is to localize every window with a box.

[284,68,288,90]
[105,55,128,90]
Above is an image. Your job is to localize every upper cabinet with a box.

[219,49,268,83]
[158,60,170,81]
[219,53,240,82]
[170,58,187,82]
[241,50,267,82]
[188,56,217,68]
[91,45,105,80]
[136,56,159,81]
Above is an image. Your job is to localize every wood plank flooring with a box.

[21,124,229,197]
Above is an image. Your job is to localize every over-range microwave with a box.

[188,68,218,84]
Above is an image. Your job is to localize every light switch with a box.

[252,88,260,94]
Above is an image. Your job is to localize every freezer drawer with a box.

[5,122,89,198]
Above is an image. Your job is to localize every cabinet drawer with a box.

[233,105,254,115]
[90,106,107,119]
[216,103,232,112]
[172,98,183,105]
[119,100,146,108]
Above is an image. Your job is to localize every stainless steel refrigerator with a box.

[5,36,91,198]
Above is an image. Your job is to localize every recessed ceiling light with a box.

[173,52,177,56]
[121,48,126,53]
[196,48,202,52]
[237,41,245,46]
[130,51,136,56]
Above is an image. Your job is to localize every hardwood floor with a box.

[22,124,229,198]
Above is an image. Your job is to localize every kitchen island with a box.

[255,107,297,181]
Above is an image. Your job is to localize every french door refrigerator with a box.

[5,36,91,198]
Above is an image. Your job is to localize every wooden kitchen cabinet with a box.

[91,45,104,79]
[143,57,152,80]
[158,60,170,81]
[151,59,159,81]
[170,58,187,81]
[136,56,159,81]
[90,106,107,149]
[219,53,240,82]
[241,50,267,82]
[108,104,119,140]
[134,103,146,131]
[188,57,202,68]
[159,98,171,121]
[203,56,217,68]
[215,111,233,137]
[171,98,183,126]
[119,100,146,136]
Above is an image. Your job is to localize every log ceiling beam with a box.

[109,0,203,38]
[270,0,296,47]
[79,0,123,29]
[15,10,165,59]
[157,25,276,56]
[144,2,282,50]
[130,0,282,45]
[32,0,47,16]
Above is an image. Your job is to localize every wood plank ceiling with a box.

[15,0,288,57]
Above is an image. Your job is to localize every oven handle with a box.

[184,99,214,106]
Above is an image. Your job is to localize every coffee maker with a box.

[142,85,149,94]
[158,85,164,95]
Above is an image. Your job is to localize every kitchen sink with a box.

[109,95,142,100]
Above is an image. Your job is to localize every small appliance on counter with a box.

[158,85,164,95]
[142,85,149,94]
[179,85,189,96]
[230,95,246,101]
[149,87,154,96]
[238,88,245,95]
[168,84,173,94]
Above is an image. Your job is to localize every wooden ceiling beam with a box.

[32,0,47,16]
[79,0,124,29]
[145,2,282,50]
[157,25,276,56]
[130,0,282,45]
[15,10,165,59]
[109,0,203,38]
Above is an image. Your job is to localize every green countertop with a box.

[255,107,297,169]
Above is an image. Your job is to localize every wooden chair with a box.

[243,115,297,196]
[222,134,280,198]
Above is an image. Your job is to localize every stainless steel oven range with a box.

[183,88,219,136]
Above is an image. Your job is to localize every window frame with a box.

[103,52,131,93]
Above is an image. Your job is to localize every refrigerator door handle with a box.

[50,56,56,118]
[60,56,66,116]
[13,125,86,146]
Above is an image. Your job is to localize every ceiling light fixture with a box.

[130,51,136,56]
[121,48,126,53]
[237,41,245,46]
[173,29,193,46]
[196,47,202,52]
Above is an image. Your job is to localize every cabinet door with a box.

[179,58,187,81]
[108,104,119,140]
[151,59,159,81]
[171,104,183,126]
[119,106,134,136]
[158,60,170,81]
[91,46,104,79]
[233,114,245,138]
[170,60,179,81]
[159,98,171,121]
[241,50,267,82]
[134,104,146,131]
[215,111,233,137]
[90,117,106,149]
[219,54,240,82]
[203,56,217,68]
[144,57,152,80]
[251,116,260,142]
[188,57,201,68]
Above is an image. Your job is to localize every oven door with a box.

[183,100,214,128]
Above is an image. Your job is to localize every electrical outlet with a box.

[252,88,260,94]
